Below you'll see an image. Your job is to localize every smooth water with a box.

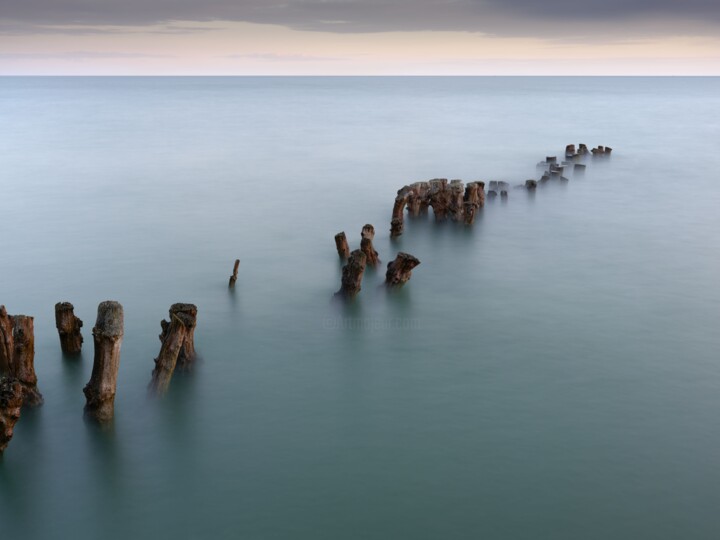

[1,77,720,539]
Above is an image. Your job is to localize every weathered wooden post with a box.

[0,378,23,454]
[360,224,380,266]
[83,301,123,423]
[429,178,450,220]
[149,305,197,395]
[334,232,350,259]
[0,306,12,375]
[386,253,420,286]
[229,259,240,287]
[0,307,42,406]
[335,249,367,299]
[164,303,197,371]
[54,302,83,354]
[448,180,465,222]
[390,187,410,238]
[407,181,430,216]
[463,181,485,225]
[12,316,42,406]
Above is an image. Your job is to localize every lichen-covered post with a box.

[149,316,188,395]
[229,259,240,287]
[360,224,380,266]
[83,301,123,423]
[54,302,83,354]
[335,249,367,299]
[386,253,421,287]
[0,378,23,454]
[334,232,350,259]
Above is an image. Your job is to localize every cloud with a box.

[0,51,173,60]
[1,0,719,39]
[226,53,344,62]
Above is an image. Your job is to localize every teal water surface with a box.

[1,77,720,539]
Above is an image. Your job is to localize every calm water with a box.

[1,77,720,539]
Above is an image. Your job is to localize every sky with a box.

[1,0,720,75]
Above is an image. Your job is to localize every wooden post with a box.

[429,178,450,221]
[11,316,42,407]
[0,378,23,454]
[360,224,380,266]
[0,308,42,407]
[335,250,367,299]
[334,232,350,259]
[463,181,484,225]
[407,181,430,216]
[386,253,421,287]
[447,180,465,222]
[390,188,410,238]
[54,302,83,354]
[229,259,240,287]
[83,301,123,423]
[165,303,197,371]
[149,308,195,396]
[0,306,12,376]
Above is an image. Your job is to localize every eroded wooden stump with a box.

[0,307,42,406]
[386,253,421,287]
[229,259,240,287]
[334,232,350,259]
[390,188,410,238]
[55,302,83,354]
[0,378,23,454]
[164,303,197,372]
[463,181,485,225]
[360,224,380,266]
[12,316,42,407]
[83,301,123,424]
[335,249,367,299]
[0,306,12,376]
[149,305,197,396]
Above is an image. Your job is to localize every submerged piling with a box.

[0,378,23,454]
[360,224,380,266]
[229,259,240,287]
[54,302,83,354]
[335,249,367,299]
[334,232,350,259]
[149,304,197,395]
[386,253,421,287]
[83,301,123,423]
[0,307,42,406]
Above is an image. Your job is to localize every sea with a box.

[1,76,720,539]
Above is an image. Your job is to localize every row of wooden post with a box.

[334,225,420,299]
[1,300,197,454]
